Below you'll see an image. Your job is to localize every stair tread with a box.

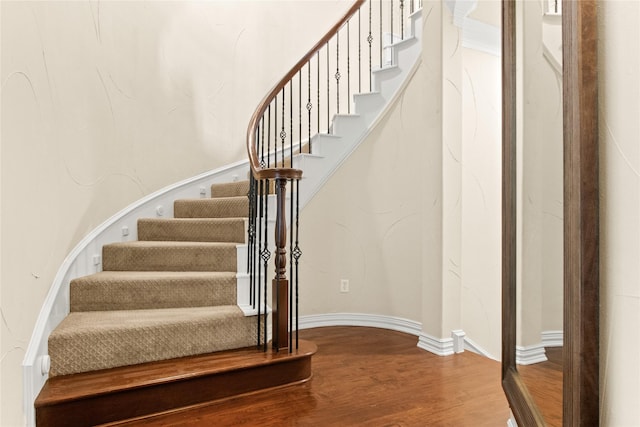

[174,197,249,219]
[210,180,250,198]
[102,241,238,272]
[35,339,317,407]
[104,241,239,248]
[138,218,246,243]
[52,305,246,334]
[48,306,260,376]
[72,270,237,281]
[70,271,237,312]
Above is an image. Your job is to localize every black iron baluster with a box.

[261,179,270,351]
[317,51,320,135]
[260,117,265,165]
[307,61,312,152]
[391,0,394,54]
[368,0,373,91]
[336,30,340,114]
[274,97,278,167]
[380,0,383,68]
[281,88,285,167]
[256,179,264,347]
[289,178,294,352]
[293,179,301,349]
[326,41,330,133]
[400,0,404,40]
[298,72,302,154]
[347,20,350,114]
[289,80,293,164]
[248,176,254,305]
[358,8,362,93]
[267,106,271,167]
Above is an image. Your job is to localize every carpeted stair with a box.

[47,180,260,377]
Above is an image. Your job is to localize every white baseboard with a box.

[299,313,500,361]
[516,343,547,365]
[541,330,563,348]
[299,312,453,356]
[299,313,422,337]
[418,332,454,356]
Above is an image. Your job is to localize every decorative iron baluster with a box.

[317,51,320,135]
[307,60,312,151]
[293,178,301,349]
[280,89,285,167]
[358,8,362,93]
[261,179,270,351]
[256,179,265,347]
[289,80,293,164]
[400,0,404,40]
[347,20,351,114]
[298,72,302,154]
[260,117,265,165]
[336,31,340,114]
[380,0,383,68]
[267,106,271,167]
[391,0,394,54]
[248,176,255,306]
[368,0,373,91]
[326,41,330,133]
[274,97,278,166]
[289,178,294,352]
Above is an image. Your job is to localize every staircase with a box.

[24,1,424,425]
[34,181,316,425]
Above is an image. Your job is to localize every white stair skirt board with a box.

[23,8,425,425]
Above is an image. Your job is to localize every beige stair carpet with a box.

[47,181,259,377]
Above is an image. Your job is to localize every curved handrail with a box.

[246,0,365,181]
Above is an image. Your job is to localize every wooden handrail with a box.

[246,0,366,179]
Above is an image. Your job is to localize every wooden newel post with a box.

[272,178,289,351]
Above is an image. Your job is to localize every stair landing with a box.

[35,340,316,427]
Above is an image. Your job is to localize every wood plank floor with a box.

[120,326,510,426]
[518,347,563,427]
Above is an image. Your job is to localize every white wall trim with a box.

[541,330,563,348]
[516,343,547,365]
[418,332,455,357]
[300,313,456,357]
[299,313,422,337]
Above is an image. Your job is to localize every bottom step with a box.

[35,340,317,427]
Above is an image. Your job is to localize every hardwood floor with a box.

[120,326,510,426]
[518,347,563,427]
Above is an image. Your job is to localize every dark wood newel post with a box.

[272,178,289,352]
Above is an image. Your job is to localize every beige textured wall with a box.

[0,1,348,425]
[598,1,640,424]
[299,1,443,329]
[516,0,564,349]
[460,46,502,357]
[299,0,503,359]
